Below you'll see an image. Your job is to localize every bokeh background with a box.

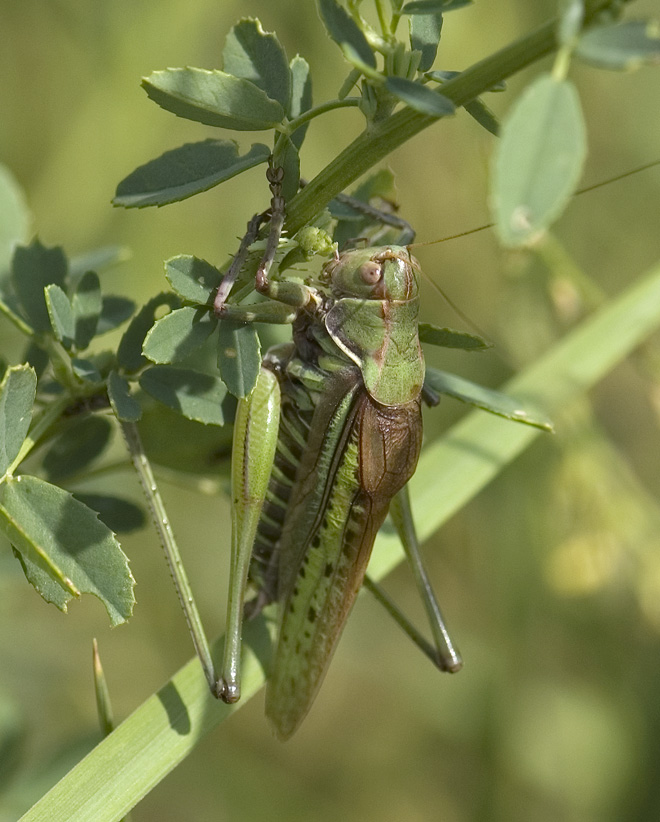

[1,1,660,820]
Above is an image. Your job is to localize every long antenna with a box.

[412,158,660,249]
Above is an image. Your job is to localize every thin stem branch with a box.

[0,296,35,337]
[285,97,361,138]
[374,0,389,37]
[4,394,72,478]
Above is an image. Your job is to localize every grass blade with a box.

[20,258,660,822]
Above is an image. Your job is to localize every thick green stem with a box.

[284,0,634,236]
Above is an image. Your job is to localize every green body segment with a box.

[240,246,426,738]
[323,246,424,406]
[326,297,424,405]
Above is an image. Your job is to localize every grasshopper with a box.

[213,168,465,739]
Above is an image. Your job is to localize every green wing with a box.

[265,373,422,739]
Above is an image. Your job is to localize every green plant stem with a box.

[0,296,84,389]
[284,97,361,137]
[42,337,78,389]
[389,6,402,37]
[374,0,389,37]
[284,0,635,236]
[4,394,72,478]
[0,296,35,337]
[120,421,219,695]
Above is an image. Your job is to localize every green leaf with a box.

[330,169,400,248]
[72,271,102,349]
[1,513,79,599]
[96,296,136,335]
[113,140,271,208]
[42,416,113,481]
[216,320,261,398]
[4,732,100,817]
[222,18,291,109]
[11,240,67,332]
[419,323,491,350]
[491,75,586,248]
[425,366,553,430]
[0,365,36,475]
[138,402,234,477]
[0,164,30,275]
[142,306,218,364]
[317,0,376,68]
[289,56,313,150]
[272,135,300,202]
[92,637,114,737]
[117,293,181,372]
[45,284,75,349]
[352,169,397,201]
[403,0,472,12]
[69,246,128,279]
[142,68,285,131]
[74,493,145,534]
[576,20,660,70]
[107,371,142,422]
[18,618,273,822]
[329,200,367,222]
[71,358,102,383]
[464,98,500,136]
[18,257,660,822]
[426,70,506,92]
[22,342,49,378]
[385,77,455,116]
[409,11,443,72]
[0,289,28,336]
[329,169,396,220]
[165,256,223,305]
[436,0,472,9]
[139,366,227,425]
[2,475,135,625]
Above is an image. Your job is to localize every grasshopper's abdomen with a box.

[268,388,422,738]
[252,363,422,739]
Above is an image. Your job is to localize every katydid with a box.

[136,155,655,737]
[213,170,463,739]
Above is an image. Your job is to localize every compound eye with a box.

[357,261,382,285]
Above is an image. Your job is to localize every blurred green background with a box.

[1,1,660,820]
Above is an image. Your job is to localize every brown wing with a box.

[265,391,423,739]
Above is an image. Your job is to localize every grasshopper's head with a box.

[321,246,421,302]
[322,245,425,406]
